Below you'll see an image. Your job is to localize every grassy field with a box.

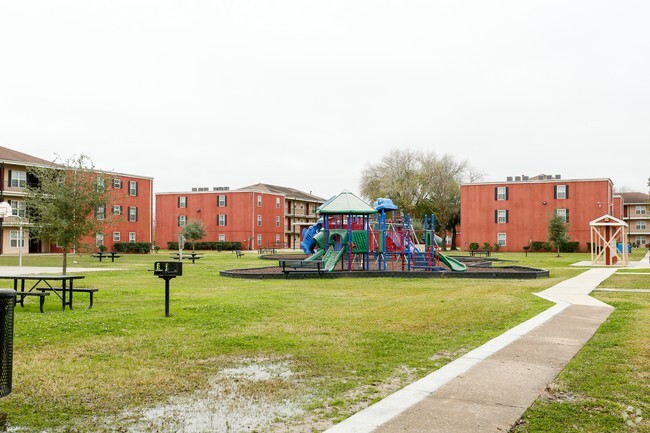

[0,249,646,432]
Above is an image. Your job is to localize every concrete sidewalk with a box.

[325,254,650,433]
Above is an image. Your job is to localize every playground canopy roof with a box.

[317,191,378,215]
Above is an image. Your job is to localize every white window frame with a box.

[556,185,567,199]
[96,205,106,220]
[635,206,647,215]
[128,180,138,196]
[113,232,121,242]
[9,200,26,218]
[257,234,262,246]
[178,196,187,208]
[96,233,104,247]
[178,215,187,226]
[636,221,647,230]
[10,230,24,248]
[275,234,281,244]
[112,205,122,215]
[257,195,262,207]
[276,197,280,208]
[497,232,506,246]
[113,178,122,189]
[218,234,226,242]
[497,210,507,224]
[218,214,226,226]
[257,215,262,226]
[129,232,136,243]
[128,206,137,222]
[496,187,507,201]
[276,216,281,227]
[218,195,227,207]
[10,171,27,188]
[639,236,647,245]
[555,208,568,223]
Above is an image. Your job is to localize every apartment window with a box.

[96,176,106,192]
[276,216,281,227]
[497,232,507,247]
[113,178,122,189]
[112,205,122,215]
[129,232,136,243]
[257,215,262,226]
[495,186,508,201]
[275,234,281,244]
[178,196,187,208]
[96,205,106,220]
[257,234,262,246]
[636,221,647,230]
[635,206,647,215]
[128,206,138,222]
[9,171,27,188]
[218,195,227,207]
[218,234,225,242]
[128,180,138,196]
[555,208,570,223]
[218,214,227,226]
[639,236,647,245]
[10,231,24,248]
[276,197,280,208]
[554,185,568,199]
[178,215,187,226]
[9,200,26,218]
[257,195,262,207]
[495,209,509,224]
[113,232,121,242]
[96,233,104,247]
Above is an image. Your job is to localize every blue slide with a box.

[300,219,323,253]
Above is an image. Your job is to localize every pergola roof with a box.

[589,214,627,227]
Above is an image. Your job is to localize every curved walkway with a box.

[325,254,650,433]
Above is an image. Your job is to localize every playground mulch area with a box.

[222,255,549,279]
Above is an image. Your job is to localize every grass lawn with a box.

[0,249,644,432]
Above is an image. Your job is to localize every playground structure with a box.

[589,214,629,266]
[299,192,467,273]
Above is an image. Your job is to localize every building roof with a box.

[0,145,56,167]
[235,183,325,202]
[461,177,613,187]
[317,191,377,215]
[620,192,649,204]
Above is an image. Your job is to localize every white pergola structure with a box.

[589,214,629,266]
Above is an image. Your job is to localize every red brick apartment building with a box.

[620,192,650,247]
[460,174,620,252]
[155,183,325,250]
[0,146,153,254]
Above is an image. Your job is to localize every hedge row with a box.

[166,241,242,251]
[529,241,580,252]
[113,242,154,254]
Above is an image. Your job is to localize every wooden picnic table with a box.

[91,251,122,262]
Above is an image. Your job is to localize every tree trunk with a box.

[450,227,458,250]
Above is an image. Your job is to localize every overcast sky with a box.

[1,1,648,200]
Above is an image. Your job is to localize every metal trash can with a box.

[0,289,16,398]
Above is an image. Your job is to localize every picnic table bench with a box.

[235,250,245,258]
[17,291,50,313]
[91,251,122,262]
[37,287,99,309]
[279,259,324,277]
[169,252,204,264]
[470,249,491,257]
[258,248,276,255]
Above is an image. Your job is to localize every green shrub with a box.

[468,242,479,251]
[482,242,492,251]
[530,241,551,252]
[113,242,153,254]
[559,241,580,253]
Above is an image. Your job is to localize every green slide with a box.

[438,253,467,272]
[305,249,326,261]
[322,246,347,271]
